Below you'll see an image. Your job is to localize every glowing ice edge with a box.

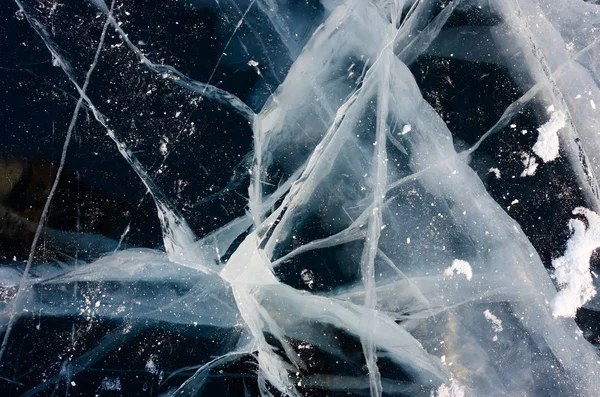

[3,0,600,396]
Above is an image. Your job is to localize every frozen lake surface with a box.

[1,0,600,395]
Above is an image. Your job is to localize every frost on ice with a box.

[2,0,600,396]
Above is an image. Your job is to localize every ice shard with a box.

[1,0,600,396]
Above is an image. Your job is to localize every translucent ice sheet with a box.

[1,0,600,396]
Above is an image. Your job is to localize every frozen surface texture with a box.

[1,0,600,396]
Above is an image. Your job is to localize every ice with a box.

[1,0,600,396]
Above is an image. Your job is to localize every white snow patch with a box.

[432,379,465,397]
[532,107,566,162]
[551,207,600,318]
[444,259,472,281]
[483,309,503,333]
[400,124,412,135]
[248,60,259,67]
[520,152,538,177]
[488,167,501,179]
[591,100,596,110]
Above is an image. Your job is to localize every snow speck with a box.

[146,357,159,375]
[532,106,566,163]
[444,259,473,281]
[488,167,501,179]
[551,207,600,318]
[591,100,596,110]
[520,152,538,177]
[400,124,412,135]
[300,269,315,289]
[248,60,259,67]
[100,377,122,391]
[159,136,169,156]
[483,309,503,333]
